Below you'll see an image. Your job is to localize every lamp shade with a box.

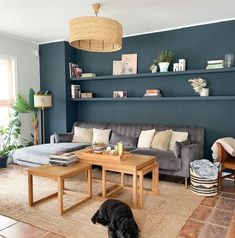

[34,95,52,108]
[69,16,122,52]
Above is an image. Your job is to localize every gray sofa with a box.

[13,121,204,180]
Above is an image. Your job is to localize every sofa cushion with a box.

[13,143,89,165]
[131,148,181,171]
[92,128,111,145]
[137,129,155,148]
[174,139,191,158]
[151,130,171,150]
[54,132,74,143]
[72,127,93,143]
[169,131,189,151]
[110,131,138,148]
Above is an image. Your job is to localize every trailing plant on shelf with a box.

[13,88,39,145]
[188,77,207,95]
[0,111,33,168]
[153,50,175,72]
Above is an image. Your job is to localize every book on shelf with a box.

[207,60,224,65]
[144,88,161,97]
[206,64,224,69]
[81,73,96,78]
[69,63,82,78]
[81,92,95,98]
[146,89,160,94]
[144,93,162,97]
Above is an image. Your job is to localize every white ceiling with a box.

[0,0,235,44]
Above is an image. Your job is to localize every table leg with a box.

[139,172,144,208]
[133,170,137,209]
[28,173,33,206]
[102,168,106,198]
[152,166,159,194]
[121,172,125,187]
[58,177,63,215]
[88,168,92,197]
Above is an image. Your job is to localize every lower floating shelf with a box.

[70,96,235,101]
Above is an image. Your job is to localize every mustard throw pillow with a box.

[72,127,93,143]
[151,130,172,150]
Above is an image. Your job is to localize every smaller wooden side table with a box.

[28,163,92,215]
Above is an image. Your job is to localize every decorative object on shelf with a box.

[121,54,137,74]
[71,85,81,99]
[206,59,224,69]
[113,91,127,98]
[81,73,96,78]
[81,92,95,98]
[69,3,122,52]
[153,51,175,72]
[144,89,162,97]
[113,60,123,75]
[34,92,52,144]
[188,77,207,96]
[69,63,82,78]
[224,53,234,68]
[173,63,179,71]
[179,59,186,71]
[200,88,209,97]
[149,64,158,73]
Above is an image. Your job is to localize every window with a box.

[0,56,16,126]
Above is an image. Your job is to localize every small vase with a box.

[200,88,209,96]
[0,155,8,168]
[150,64,157,73]
[159,62,170,72]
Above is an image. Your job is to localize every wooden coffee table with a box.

[28,163,92,215]
[75,148,159,208]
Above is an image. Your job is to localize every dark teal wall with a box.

[40,42,77,142]
[40,20,235,158]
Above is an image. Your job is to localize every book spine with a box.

[207,60,224,64]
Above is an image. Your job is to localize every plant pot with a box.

[159,62,170,72]
[0,155,8,168]
[200,88,209,96]
[150,64,158,73]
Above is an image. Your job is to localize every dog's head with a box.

[116,218,139,238]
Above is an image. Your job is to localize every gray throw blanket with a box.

[190,159,220,180]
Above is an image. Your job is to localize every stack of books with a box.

[49,152,79,167]
[144,89,162,97]
[206,60,224,69]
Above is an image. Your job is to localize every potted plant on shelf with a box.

[0,111,32,168]
[153,51,175,72]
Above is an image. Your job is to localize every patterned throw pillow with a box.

[151,130,172,150]
[72,127,93,143]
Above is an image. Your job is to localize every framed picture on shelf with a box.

[121,54,137,74]
[113,91,128,98]
[69,63,82,78]
[113,60,122,75]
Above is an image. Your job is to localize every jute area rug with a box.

[0,169,203,238]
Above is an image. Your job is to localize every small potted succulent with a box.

[153,51,175,72]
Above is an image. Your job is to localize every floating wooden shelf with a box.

[71,96,235,102]
[70,67,235,82]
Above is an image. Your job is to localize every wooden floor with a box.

[0,164,234,238]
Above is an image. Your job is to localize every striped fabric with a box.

[190,167,218,196]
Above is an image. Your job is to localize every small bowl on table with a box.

[92,143,106,153]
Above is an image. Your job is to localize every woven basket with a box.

[190,167,218,196]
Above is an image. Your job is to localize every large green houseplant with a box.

[13,88,39,145]
[0,111,31,168]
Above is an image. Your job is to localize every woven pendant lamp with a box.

[69,3,122,52]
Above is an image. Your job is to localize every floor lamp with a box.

[34,94,52,144]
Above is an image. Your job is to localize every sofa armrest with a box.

[180,143,201,177]
[50,134,56,144]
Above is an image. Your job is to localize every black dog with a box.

[91,199,139,238]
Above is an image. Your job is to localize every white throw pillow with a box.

[137,129,155,148]
[92,128,111,145]
[72,127,93,143]
[169,131,189,151]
